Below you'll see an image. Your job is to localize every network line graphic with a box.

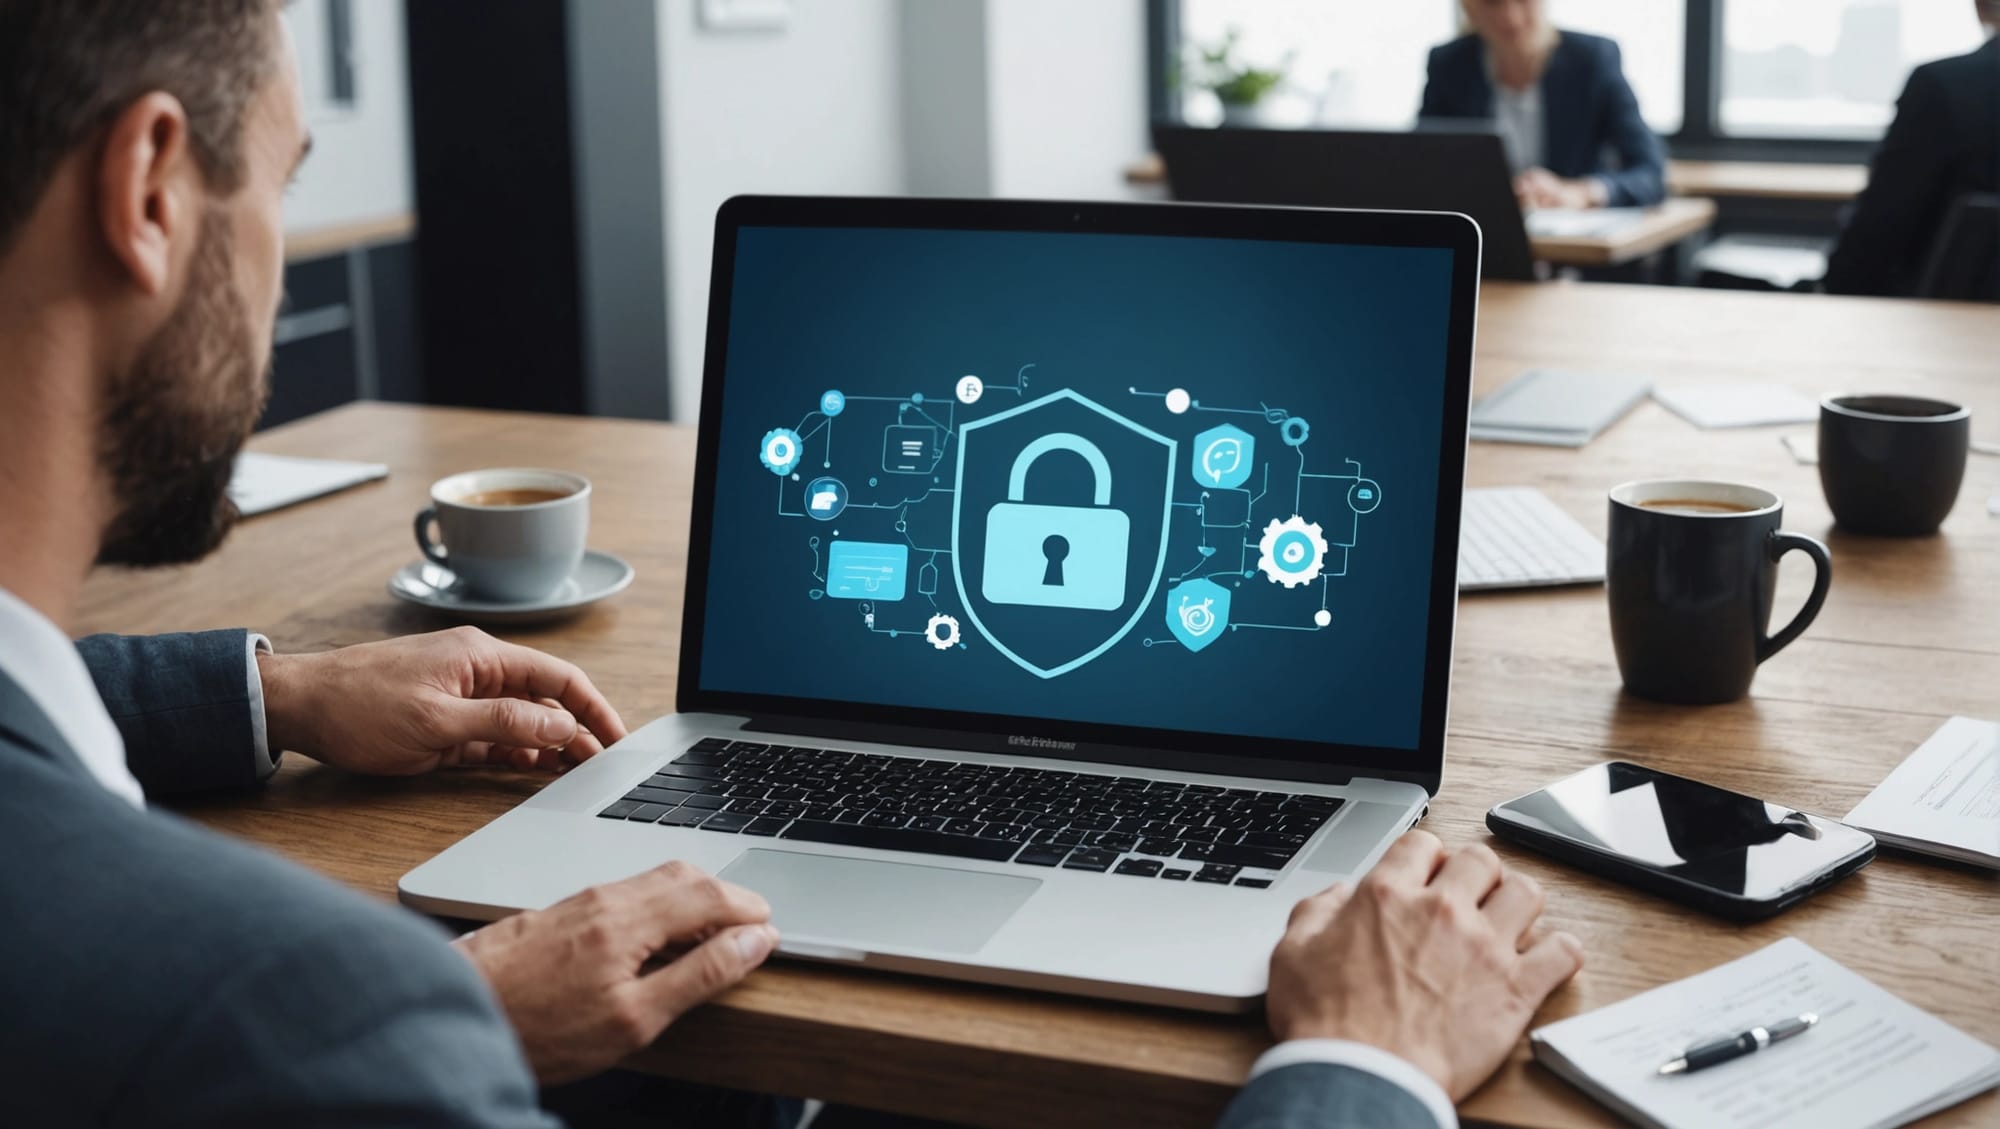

[753,363,1385,675]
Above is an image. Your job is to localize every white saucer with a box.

[388,550,635,624]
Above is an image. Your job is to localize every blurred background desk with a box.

[1666,160,1868,202]
[75,282,1999,1129]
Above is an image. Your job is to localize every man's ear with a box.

[94,92,198,297]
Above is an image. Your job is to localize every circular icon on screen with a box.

[805,476,848,521]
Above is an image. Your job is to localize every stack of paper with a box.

[1468,369,1653,447]
[1845,716,2000,870]
[1533,938,2000,1129]
[1651,381,1821,429]
[1525,207,1646,240]
[228,452,388,517]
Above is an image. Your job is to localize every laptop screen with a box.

[688,208,1468,780]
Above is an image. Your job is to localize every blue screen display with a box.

[697,225,1454,751]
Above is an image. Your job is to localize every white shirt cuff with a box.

[245,633,279,780]
[1249,1039,1458,1129]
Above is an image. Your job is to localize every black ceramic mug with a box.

[1608,480,1833,705]
[1819,395,1970,536]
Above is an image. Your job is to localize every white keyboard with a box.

[1458,488,1605,591]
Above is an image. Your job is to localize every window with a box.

[1172,1,1684,133]
[1175,1,1457,129]
[1720,0,1993,139]
[1545,0,1684,134]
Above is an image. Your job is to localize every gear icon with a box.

[1280,416,1311,447]
[925,613,960,651]
[1257,515,1328,587]
[759,427,802,475]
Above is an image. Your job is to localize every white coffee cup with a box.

[414,468,590,602]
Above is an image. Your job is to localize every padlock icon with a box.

[981,432,1129,610]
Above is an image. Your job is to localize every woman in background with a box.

[1421,0,1666,209]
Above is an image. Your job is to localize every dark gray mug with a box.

[414,469,590,602]
[1818,395,1969,537]
[1607,480,1832,705]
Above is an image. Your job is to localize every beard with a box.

[95,207,270,567]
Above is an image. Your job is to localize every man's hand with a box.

[453,862,778,1084]
[1514,167,1607,210]
[1266,831,1584,1102]
[256,626,629,775]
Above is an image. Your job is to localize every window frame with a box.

[1146,0,1880,163]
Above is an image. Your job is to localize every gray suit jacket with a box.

[0,630,558,1128]
[1216,1062,1443,1129]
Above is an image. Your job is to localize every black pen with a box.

[1657,1013,1819,1076]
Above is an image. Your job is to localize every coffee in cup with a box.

[1607,480,1832,705]
[414,469,590,602]
[1818,395,1969,537]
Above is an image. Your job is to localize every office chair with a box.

[1916,192,2000,303]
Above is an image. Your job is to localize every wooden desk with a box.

[1120,153,1716,267]
[285,211,417,263]
[1526,197,1715,267]
[1127,152,1871,205]
[75,283,2000,1128]
[1667,160,1869,203]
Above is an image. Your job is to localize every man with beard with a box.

[0,2,1581,1126]
[0,2,787,1125]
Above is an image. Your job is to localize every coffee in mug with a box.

[456,488,575,507]
[1635,499,1759,516]
[414,469,590,602]
[1607,480,1832,705]
[1818,395,1969,537]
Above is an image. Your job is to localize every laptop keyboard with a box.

[596,738,1344,888]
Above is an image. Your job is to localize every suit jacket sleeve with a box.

[1216,1062,1442,1129]
[109,902,560,1128]
[1824,63,1953,296]
[1418,45,1450,120]
[75,630,274,794]
[1591,40,1666,206]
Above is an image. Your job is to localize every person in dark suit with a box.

[1824,4,2000,297]
[0,2,1581,1124]
[1421,0,1667,209]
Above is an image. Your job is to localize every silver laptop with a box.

[401,196,1483,1013]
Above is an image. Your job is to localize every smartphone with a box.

[1487,762,1876,921]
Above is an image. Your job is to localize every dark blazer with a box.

[1215,1062,1442,1129]
[1421,31,1667,207]
[76,629,276,793]
[0,638,558,1128]
[1825,36,2000,297]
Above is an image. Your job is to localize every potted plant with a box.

[1183,28,1290,126]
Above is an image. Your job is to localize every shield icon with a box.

[952,389,1176,679]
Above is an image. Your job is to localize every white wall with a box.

[280,0,414,234]
[983,0,1148,200]
[657,0,908,421]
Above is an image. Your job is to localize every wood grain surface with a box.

[1665,161,1869,203]
[1524,198,1716,267]
[75,281,2000,1128]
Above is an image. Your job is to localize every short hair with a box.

[0,0,280,255]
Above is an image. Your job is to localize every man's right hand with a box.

[1266,831,1584,1102]
[453,861,779,1084]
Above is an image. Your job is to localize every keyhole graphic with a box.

[1041,535,1070,586]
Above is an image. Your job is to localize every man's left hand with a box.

[256,626,629,775]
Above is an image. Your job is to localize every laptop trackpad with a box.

[719,849,1040,955]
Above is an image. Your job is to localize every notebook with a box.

[1532,938,2000,1129]
[1651,380,1820,429]
[1468,369,1652,447]
[228,452,389,517]
[1844,716,2000,870]
[1525,207,1646,240]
